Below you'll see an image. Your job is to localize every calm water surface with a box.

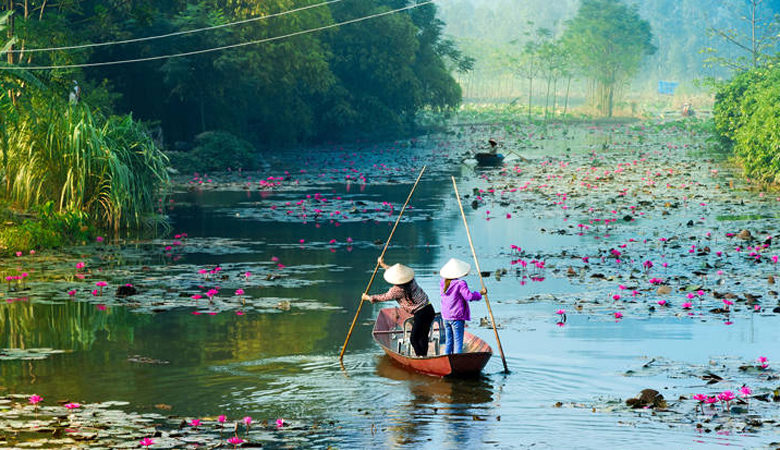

[2,127,780,448]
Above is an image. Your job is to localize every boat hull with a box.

[475,153,504,166]
[372,307,492,377]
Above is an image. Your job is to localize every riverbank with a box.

[0,202,96,257]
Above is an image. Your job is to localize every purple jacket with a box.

[440,279,482,321]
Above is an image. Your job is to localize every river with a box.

[2,120,779,448]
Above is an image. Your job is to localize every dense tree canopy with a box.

[1,0,465,147]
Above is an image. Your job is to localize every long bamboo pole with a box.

[338,166,427,362]
[451,176,509,373]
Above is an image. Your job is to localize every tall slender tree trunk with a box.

[200,97,206,133]
[607,85,614,118]
[552,78,558,115]
[527,77,533,119]
[544,78,551,119]
[563,76,572,117]
[750,0,760,68]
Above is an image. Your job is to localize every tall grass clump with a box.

[4,103,170,231]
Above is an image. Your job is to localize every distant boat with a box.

[372,307,492,377]
[475,152,504,166]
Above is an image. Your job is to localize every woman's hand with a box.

[361,293,373,303]
[377,256,389,269]
[479,287,487,296]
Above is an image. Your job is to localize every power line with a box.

[0,1,436,71]
[7,0,343,54]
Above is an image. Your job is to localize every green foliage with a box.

[560,0,656,117]
[0,202,94,255]
[169,131,259,173]
[4,0,463,145]
[713,64,780,184]
[0,80,170,231]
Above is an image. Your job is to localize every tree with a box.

[159,3,233,135]
[703,0,780,71]
[512,25,550,119]
[561,0,656,117]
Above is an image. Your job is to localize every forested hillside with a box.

[2,0,468,146]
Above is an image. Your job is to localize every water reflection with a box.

[376,356,495,448]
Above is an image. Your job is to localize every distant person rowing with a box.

[488,138,499,155]
[682,103,695,117]
[474,138,505,166]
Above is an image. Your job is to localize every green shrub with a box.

[169,131,259,174]
[713,64,780,185]
[0,202,94,255]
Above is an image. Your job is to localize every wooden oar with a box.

[338,166,427,362]
[451,176,509,373]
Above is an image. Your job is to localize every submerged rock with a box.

[737,229,753,240]
[625,389,667,409]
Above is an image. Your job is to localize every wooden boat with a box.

[475,152,504,166]
[372,307,492,377]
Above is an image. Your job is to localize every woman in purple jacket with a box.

[439,258,486,354]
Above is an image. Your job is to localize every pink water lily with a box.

[218,414,226,424]
[681,302,692,309]
[739,386,751,397]
[556,309,565,315]
[235,289,245,296]
[190,419,201,428]
[227,436,245,446]
[29,394,43,405]
[64,402,81,410]
[614,311,623,319]
[139,437,155,448]
[276,418,285,428]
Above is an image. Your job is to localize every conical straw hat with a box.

[439,258,471,279]
[383,263,415,285]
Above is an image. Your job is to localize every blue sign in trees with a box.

[658,81,679,95]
